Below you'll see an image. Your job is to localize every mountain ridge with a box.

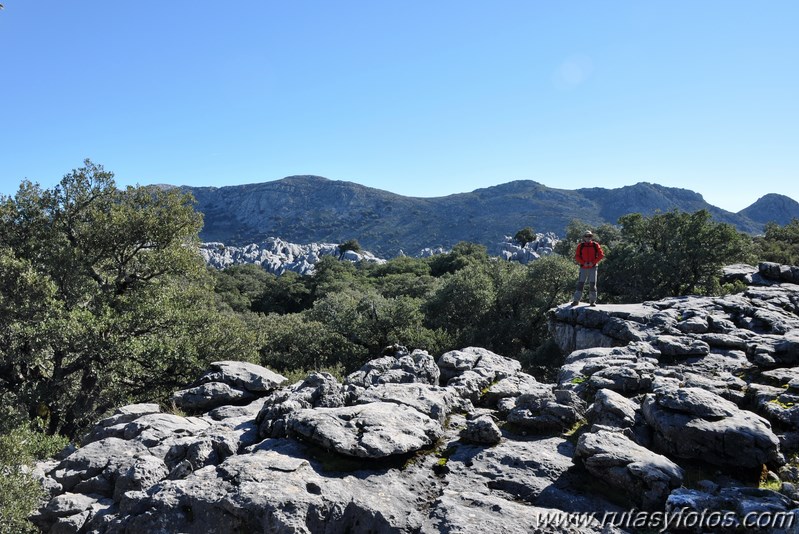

[739,193,799,226]
[178,177,797,257]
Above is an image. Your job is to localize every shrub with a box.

[0,425,69,533]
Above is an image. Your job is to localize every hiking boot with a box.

[589,302,597,307]
[570,301,579,306]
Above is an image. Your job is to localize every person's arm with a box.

[595,243,605,263]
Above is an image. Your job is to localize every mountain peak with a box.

[739,193,799,226]
[280,175,332,184]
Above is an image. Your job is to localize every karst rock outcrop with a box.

[33,262,799,533]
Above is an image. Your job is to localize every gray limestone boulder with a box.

[760,262,799,284]
[116,438,434,534]
[549,302,655,354]
[112,455,169,501]
[749,377,799,431]
[206,396,268,422]
[287,401,442,458]
[481,372,539,407]
[654,335,711,357]
[460,414,502,445]
[355,382,472,423]
[575,429,684,510]
[82,403,161,445]
[49,438,149,496]
[171,361,286,413]
[587,388,638,430]
[345,348,440,387]
[439,435,625,520]
[666,486,797,531]
[438,347,522,401]
[162,430,241,476]
[771,330,799,365]
[676,370,748,404]
[723,263,759,284]
[642,387,783,468]
[256,372,347,438]
[558,343,660,397]
[505,386,587,432]
[171,382,257,412]
[194,360,286,393]
[31,492,116,533]
[122,413,211,448]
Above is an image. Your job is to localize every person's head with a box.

[582,230,594,242]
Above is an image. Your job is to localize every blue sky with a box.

[1,1,796,212]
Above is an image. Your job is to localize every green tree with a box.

[0,161,256,438]
[424,263,496,346]
[513,227,536,248]
[338,239,362,259]
[487,255,576,356]
[213,265,312,315]
[602,210,749,301]
[428,241,490,276]
[309,255,360,298]
[0,425,69,533]
[365,256,440,300]
[306,287,448,366]
[213,264,276,312]
[755,218,799,265]
[256,313,361,373]
[254,270,312,314]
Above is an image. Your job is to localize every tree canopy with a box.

[513,227,536,247]
[601,209,750,301]
[0,161,257,437]
[755,218,799,266]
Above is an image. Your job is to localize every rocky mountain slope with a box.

[33,263,799,533]
[740,193,799,227]
[180,177,793,257]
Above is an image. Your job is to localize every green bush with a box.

[754,218,799,266]
[602,210,750,302]
[0,425,69,533]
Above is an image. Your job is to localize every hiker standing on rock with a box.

[571,230,604,307]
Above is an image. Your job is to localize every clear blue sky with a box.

[1,1,796,212]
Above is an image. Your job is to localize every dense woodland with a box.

[2,162,799,531]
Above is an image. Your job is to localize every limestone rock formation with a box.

[498,232,559,264]
[574,429,684,510]
[33,262,799,533]
[642,387,782,468]
[199,237,385,275]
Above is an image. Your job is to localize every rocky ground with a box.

[32,262,799,533]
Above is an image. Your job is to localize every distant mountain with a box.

[179,177,792,257]
[738,194,799,227]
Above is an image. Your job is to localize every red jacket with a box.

[575,240,604,268]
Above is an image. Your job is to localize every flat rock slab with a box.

[355,382,472,423]
[655,387,738,418]
[198,360,287,392]
[172,382,256,411]
[287,402,442,458]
